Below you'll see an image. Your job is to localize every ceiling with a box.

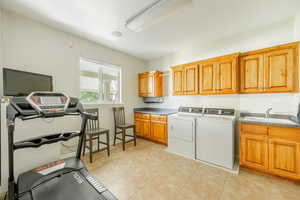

[1,0,300,61]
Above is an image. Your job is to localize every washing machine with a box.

[167,107,203,159]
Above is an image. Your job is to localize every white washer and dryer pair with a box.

[168,107,236,170]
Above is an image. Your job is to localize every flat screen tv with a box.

[3,68,53,96]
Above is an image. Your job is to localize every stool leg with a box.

[82,135,86,156]
[89,135,93,163]
[97,135,100,151]
[122,128,125,151]
[133,126,137,146]
[106,131,110,156]
[113,128,117,146]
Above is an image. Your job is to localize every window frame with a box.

[79,57,123,105]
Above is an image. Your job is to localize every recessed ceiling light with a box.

[112,31,122,38]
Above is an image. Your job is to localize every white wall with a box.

[0,8,3,82]
[0,9,147,192]
[147,19,300,115]
[295,8,300,40]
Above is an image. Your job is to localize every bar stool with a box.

[112,107,136,151]
[83,108,110,163]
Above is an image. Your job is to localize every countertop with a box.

[134,107,177,115]
[239,113,300,128]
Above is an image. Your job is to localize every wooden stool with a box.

[112,107,136,151]
[83,108,110,163]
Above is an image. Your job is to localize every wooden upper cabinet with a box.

[139,73,150,97]
[216,56,238,94]
[172,66,185,95]
[264,48,295,92]
[138,71,163,97]
[172,64,199,95]
[199,62,217,94]
[170,42,299,96]
[147,73,155,96]
[240,54,264,93]
[184,64,199,95]
[240,42,299,94]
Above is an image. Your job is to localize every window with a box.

[80,58,121,104]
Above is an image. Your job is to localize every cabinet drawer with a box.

[134,113,150,120]
[134,113,140,119]
[269,126,300,143]
[151,114,167,122]
[241,123,268,135]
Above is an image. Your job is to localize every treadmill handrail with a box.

[13,132,81,150]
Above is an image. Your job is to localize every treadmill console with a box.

[9,92,83,119]
[27,92,70,116]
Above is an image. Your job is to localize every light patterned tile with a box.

[82,139,300,200]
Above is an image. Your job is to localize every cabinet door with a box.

[199,62,217,94]
[139,73,149,97]
[142,119,151,139]
[151,121,167,145]
[264,48,295,92]
[240,54,264,93]
[216,58,238,94]
[135,119,143,137]
[153,72,163,97]
[172,67,184,95]
[269,138,300,179]
[147,73,155,96]
[184,64,199,95]
[240,134,268,171]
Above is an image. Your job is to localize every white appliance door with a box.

[168,115,195,158]
[196,116,234,169]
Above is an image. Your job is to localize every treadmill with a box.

[6,92,118,200]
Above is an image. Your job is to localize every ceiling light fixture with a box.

[125,0,192,32]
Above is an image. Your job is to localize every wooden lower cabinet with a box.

[151,120,167,145]
[240,123,300,180]
[135,119,143,136]
[134,113,168,145]
[135,119,151,138]
[269,138,300,179]
[240,134,268,171]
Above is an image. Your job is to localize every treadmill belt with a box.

[32,172,105,200]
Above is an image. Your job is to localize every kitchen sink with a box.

[241,116,297,125]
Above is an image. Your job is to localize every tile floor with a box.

[83,139,300,200]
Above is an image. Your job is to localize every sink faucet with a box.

[265,108,273,118]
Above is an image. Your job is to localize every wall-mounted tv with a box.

[3,68,53,96]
